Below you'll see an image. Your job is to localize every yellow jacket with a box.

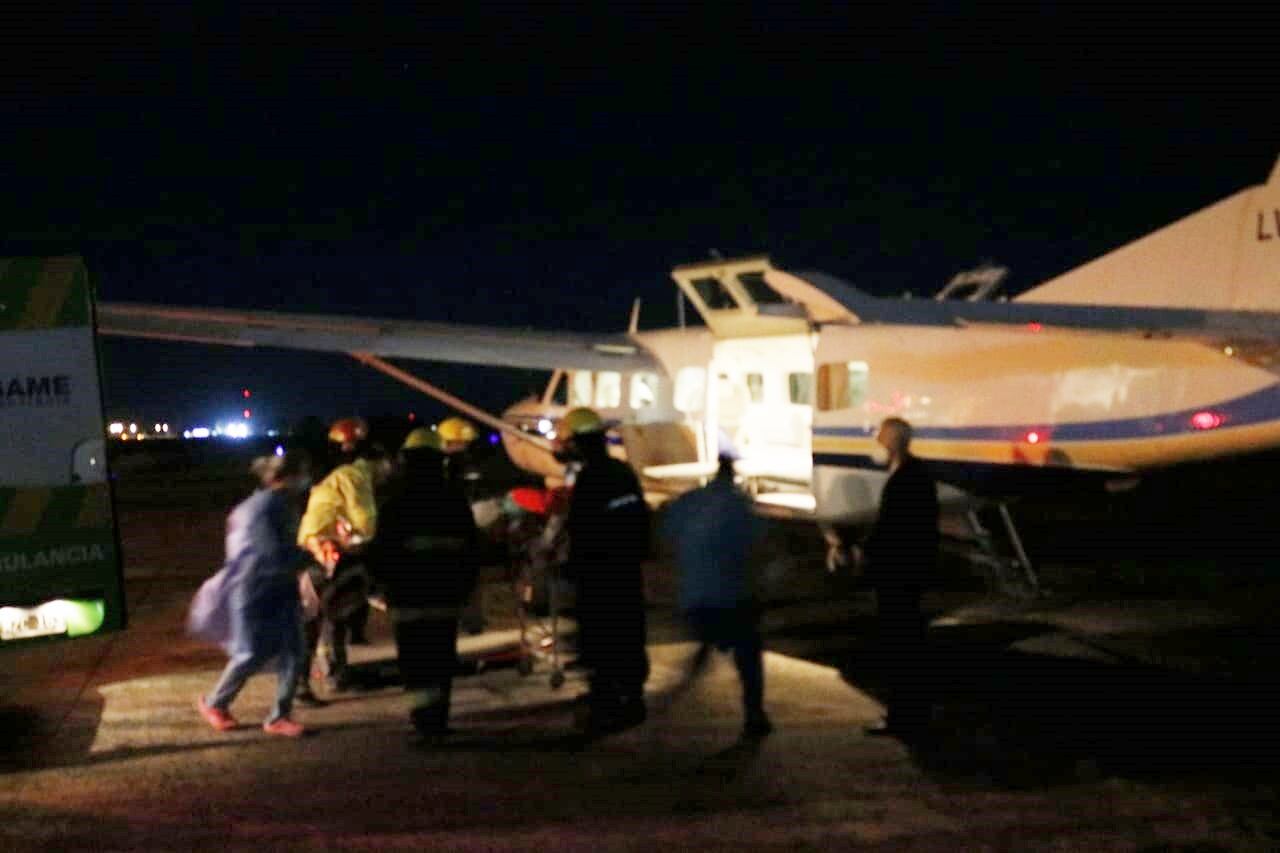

[297,458,379,546]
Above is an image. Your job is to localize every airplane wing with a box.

[95,302,657,373]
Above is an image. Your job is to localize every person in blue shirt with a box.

[662,454,773,740]
[197,450,314,737]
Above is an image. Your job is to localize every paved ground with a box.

[2,498,1279,850]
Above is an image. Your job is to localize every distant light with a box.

[243,409,251,419]
[242,389,251,399]
[191,427,211,439]
[1223,345,1235,357]
[267,429,279,437]
[162,423,169,433]
[546,430,557,440]
[183,430,192,439]
[225,423,251,439]
[275,445,285,457]
[154,423,162,433]
[108,422,124,435]
[488,433,500,446]
[408,412,417,422]
[1024,430,1042,444]
[1027,322,1043,333]
[129,423,138,434]
[537,418,553,435]
[1190,411,1223,430]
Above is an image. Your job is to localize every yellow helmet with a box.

[560,407,604,436]
[437,416,478,446]
[401,427,442,452]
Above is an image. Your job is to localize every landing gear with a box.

[966,502,1042,598]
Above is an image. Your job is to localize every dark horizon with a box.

[2,4,1273,428]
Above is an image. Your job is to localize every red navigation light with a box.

[1024,430,1042,444]
[1190,410,1223,430]
[408,412,417,422]
[243,409,252,419]
[242,389,251,399]
[1027,322,1043,333]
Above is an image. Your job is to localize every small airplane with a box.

[96,154,1280,577]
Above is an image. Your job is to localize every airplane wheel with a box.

[549,670,566,690]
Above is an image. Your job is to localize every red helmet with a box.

[328,417,369,449]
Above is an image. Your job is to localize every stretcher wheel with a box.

[549,669,566,690]
[517,656,534,676]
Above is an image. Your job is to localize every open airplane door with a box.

[0,257,124,647]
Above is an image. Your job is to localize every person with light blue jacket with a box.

[194,450,314,737]
[661,454,772,739]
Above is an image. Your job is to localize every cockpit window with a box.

[737,271,785,304]
[690,276,738,310]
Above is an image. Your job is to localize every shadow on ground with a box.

[829,621,1280,789]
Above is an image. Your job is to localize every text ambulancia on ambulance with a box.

[0,257,125,646]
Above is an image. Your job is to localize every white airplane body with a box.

[93,155,1280,539]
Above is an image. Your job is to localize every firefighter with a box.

[368,427,478,739]
[559,407,651,736]
[433,416,488,635]
[296,417,390,697]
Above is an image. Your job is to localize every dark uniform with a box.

[565,444,651,733]
[368,449,478,735]
[863,453,939,736]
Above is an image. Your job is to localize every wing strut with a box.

[348,352,554,451]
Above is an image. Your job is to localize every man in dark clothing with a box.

[560,407,651,736]
[367,427,479,738]
[855,417,939,740]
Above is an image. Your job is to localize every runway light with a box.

[1024,430,1042,444]
[191,427,211,439]
[1190,410,1223,430]
[129,423,138,434]
[108,422,124,435]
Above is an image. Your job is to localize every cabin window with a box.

[737,271,785,304]
[788,372,814,406]
[594,371,622,409]
[630,372,658,409]
[745,372,765,404]
[816,361,870,411]
[675,366,706,413]
[569,371,593,407]
[690,276,738,310]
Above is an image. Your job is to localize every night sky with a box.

[1,4,1274,431]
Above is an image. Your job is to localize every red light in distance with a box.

[1190,411,1223,430]
[1024,430,1042,444]
[243,409,252,419]
[1027,322,1043,332]
[242,389,251,399]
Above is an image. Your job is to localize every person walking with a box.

[196,450,313,737]
[662,453,773,739]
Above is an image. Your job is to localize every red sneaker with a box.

[262,716,305,738]
[197,696,238,732]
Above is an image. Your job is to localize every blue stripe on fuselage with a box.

[813,382,1280,442]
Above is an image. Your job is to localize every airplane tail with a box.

[1018,155,1280,312]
